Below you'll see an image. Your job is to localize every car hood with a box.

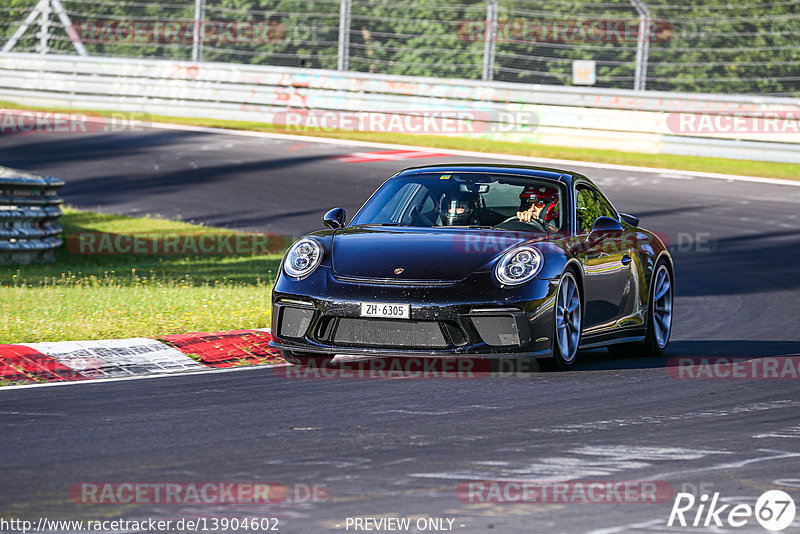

[331,226,531,281]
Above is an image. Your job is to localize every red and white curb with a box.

[0,329,283,385]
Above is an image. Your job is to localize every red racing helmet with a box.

[519,186,559,222]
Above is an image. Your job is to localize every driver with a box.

[517,186,559,231]
[439,190,479,226]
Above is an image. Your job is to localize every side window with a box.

[575,185,616,234]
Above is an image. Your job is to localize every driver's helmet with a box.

[519,186,559,222]
[440,190,477,226]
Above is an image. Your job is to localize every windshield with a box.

[350,172,566,233]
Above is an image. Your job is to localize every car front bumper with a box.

[269,267,559,359]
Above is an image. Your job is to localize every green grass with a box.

[0,208,283,343]
[3,99,800,181]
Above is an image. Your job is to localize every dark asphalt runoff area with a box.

[2,126,800,533]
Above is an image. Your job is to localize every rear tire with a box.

[550,270,583,369]
[607,259,673,358]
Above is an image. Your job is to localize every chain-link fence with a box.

[1,0,799,96]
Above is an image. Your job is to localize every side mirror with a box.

[590,216,624,236]
[619,212,639,227]
[322,207,346,229]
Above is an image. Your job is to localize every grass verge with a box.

[3,100,800,181]
[0,208,282,343]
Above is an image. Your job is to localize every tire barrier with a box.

[0,165,64,264]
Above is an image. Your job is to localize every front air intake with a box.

[470,311,530,347]
[278,306,314,339]
[333,318,448,348]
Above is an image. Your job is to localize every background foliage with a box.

[2,0,798,95]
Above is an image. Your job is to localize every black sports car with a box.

[270,163,673,368]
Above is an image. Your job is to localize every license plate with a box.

[360,302,410,319]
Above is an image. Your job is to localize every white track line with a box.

[0,362,289,392]
[150,121,800,188]
[651,449,800,480]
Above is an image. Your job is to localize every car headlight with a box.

[283,237,323,279]
[494,245,543,286]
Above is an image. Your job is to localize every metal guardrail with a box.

[0,166,64,264]
[1,53,799,163]
[4,53,799,112]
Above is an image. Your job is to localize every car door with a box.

[574,183,633,329]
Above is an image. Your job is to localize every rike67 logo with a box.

[668,490,796,531]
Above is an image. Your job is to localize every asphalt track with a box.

[2,127,800,533]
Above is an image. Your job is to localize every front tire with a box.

[645,261,673,356]
[608,259,673,358]
[551,270,583,369]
